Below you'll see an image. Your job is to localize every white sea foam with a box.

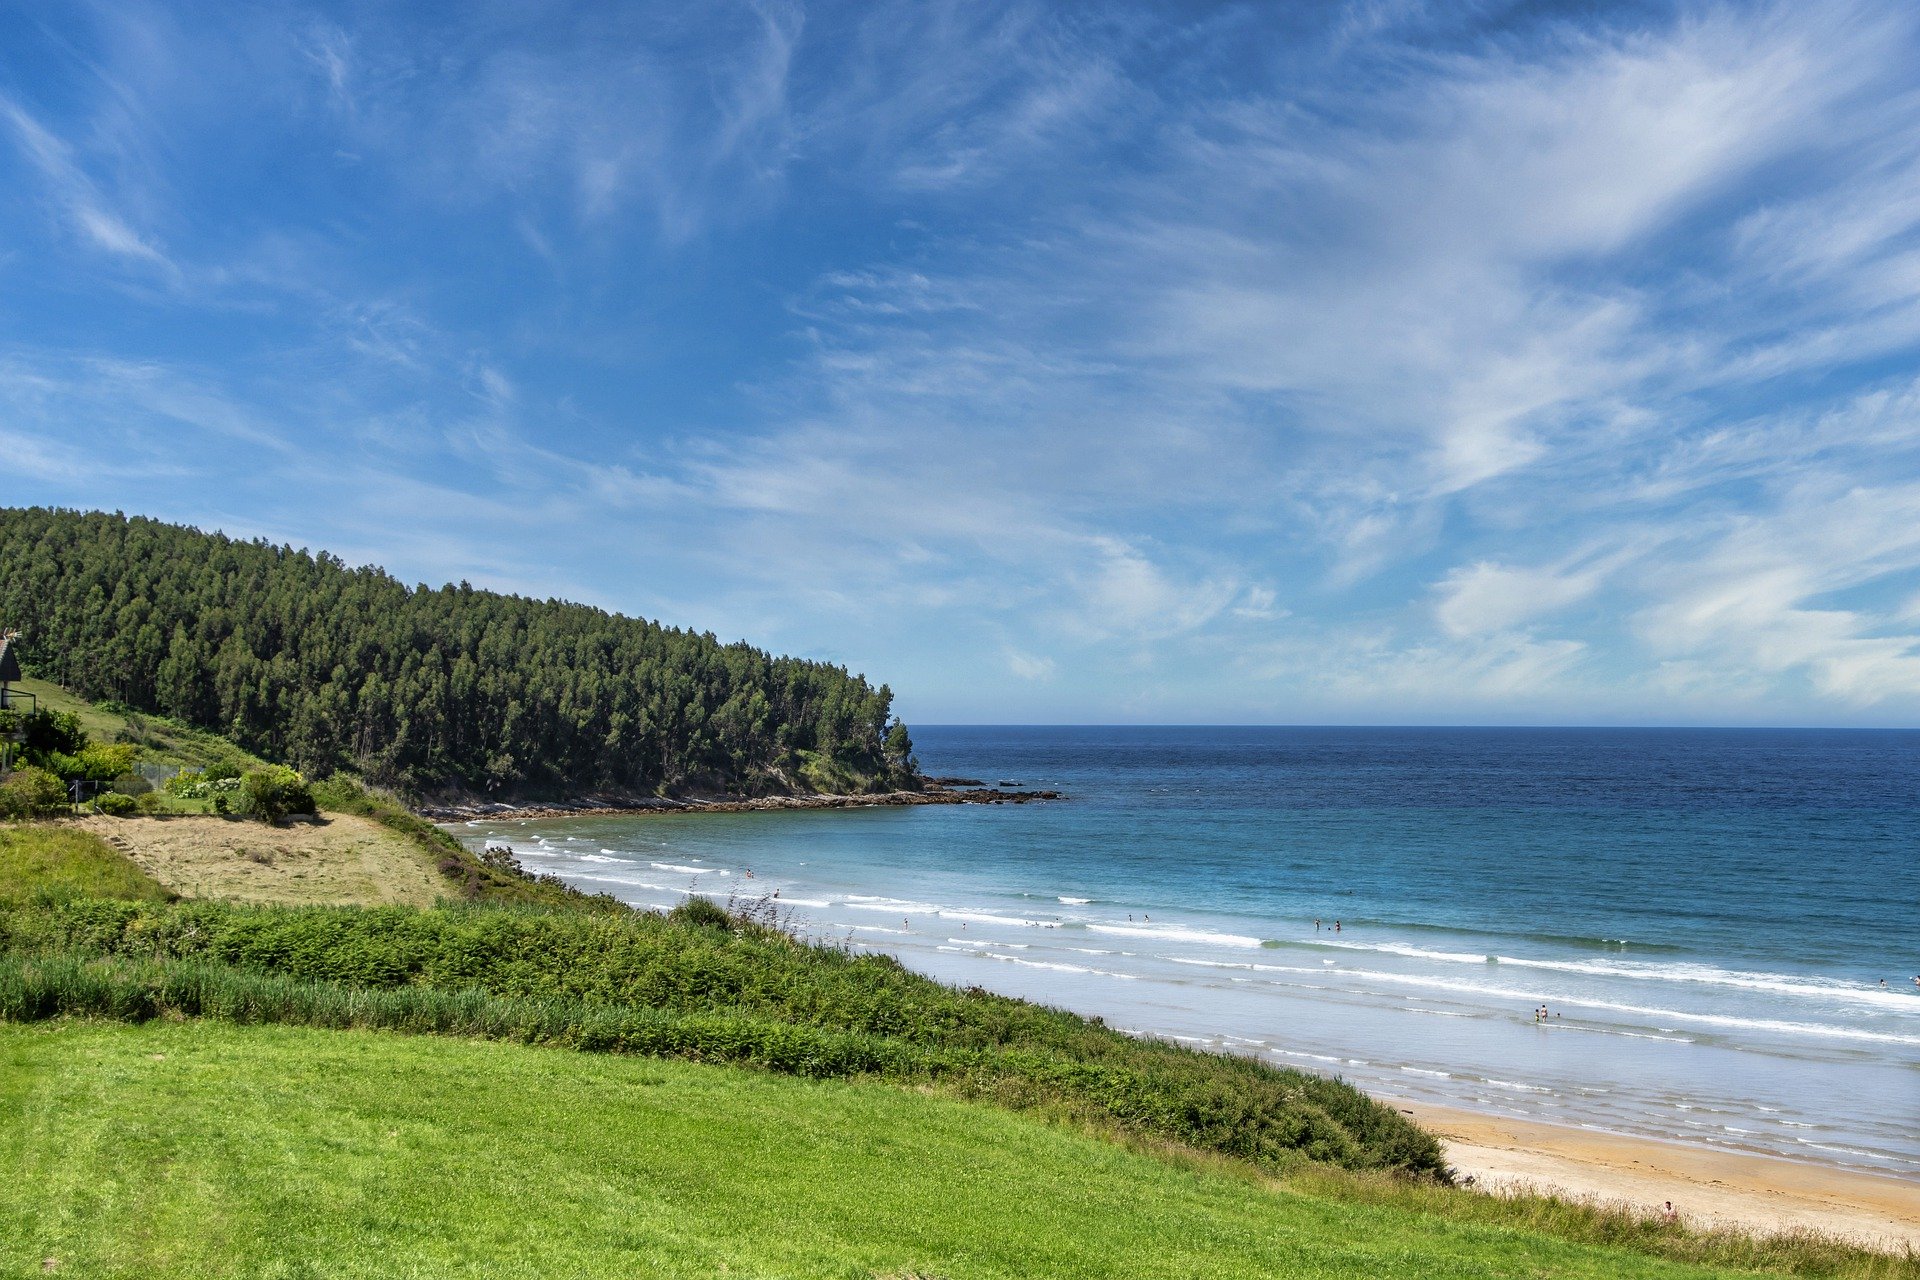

[1306,965,1920,1045]
[1483,1078,1551,1093]
[776,896,831,908]
[848,925,909,935]
[573,853,625,864]
[650,861,709,875]
[845,899,943,915]
[1058,896,1092,904]
[1310,940,1920,1012]
[983,953,1135,980]
[940,909,1046,927]
[1089,923,1263,948]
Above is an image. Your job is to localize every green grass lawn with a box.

[0,823,172,903]
[1,1020,1759,1280]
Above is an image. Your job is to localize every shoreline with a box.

[417,785,1062,823]
[1394,1098,1920,1250]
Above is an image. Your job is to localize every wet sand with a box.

[1398,1099,1920,1251]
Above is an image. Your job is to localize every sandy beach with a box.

[1397,1099,1920,1251]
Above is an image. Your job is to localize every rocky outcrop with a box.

[417,782,1062,822]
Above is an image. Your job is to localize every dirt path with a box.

[77,814,448,907]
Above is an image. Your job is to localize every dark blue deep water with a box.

[457,727,1920,1174]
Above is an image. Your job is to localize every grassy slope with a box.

[12,676,266,776]
[73,812,448,906]
[1,1019,1748,1280]
[4,671,601,907]
[4,896,1443,1177]
[0,824,172,903]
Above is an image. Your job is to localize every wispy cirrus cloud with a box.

[1,97,172,270]
[6,0,1920,721]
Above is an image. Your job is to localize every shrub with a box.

[166,770,245,800]
[239,767,316,825]
[0,766,69,818]
[134,791,164,815]
[668,896,735,931]
[95,792,137,817]
[204,761,242,782]
[74,743,139,782]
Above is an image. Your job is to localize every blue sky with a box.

[5,1,1920,726]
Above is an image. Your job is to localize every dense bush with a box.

[0,896,1446,1178]
[94,791,138,816]
[0,709,135,783]
[239,766,316,825]
[667,895,735,931]
[0,766,68,817]
[165,770,245,800]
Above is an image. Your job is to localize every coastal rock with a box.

[416,785,1063,822]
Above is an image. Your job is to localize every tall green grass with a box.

[0,824,174,903]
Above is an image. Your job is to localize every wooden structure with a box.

[0,629,30,711]
[0,629,26,774]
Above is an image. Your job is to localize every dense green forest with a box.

[0,508,916,798]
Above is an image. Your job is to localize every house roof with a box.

[0,636,20,685]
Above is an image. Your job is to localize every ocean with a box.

[450,726,1920,1178]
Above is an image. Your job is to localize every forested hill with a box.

[0,508,917,798]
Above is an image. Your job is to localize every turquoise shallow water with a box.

[453,726,1920,1177]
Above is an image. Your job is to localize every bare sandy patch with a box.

[1396,1099,1920,1251]
[77,813,448,908]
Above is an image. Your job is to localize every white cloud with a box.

[1005,648,1056,680]
[1,98,173,269]
[1434,560,1605,637]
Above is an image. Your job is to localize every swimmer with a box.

[1334,920,1341,932]
[1315,918,1321,931]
